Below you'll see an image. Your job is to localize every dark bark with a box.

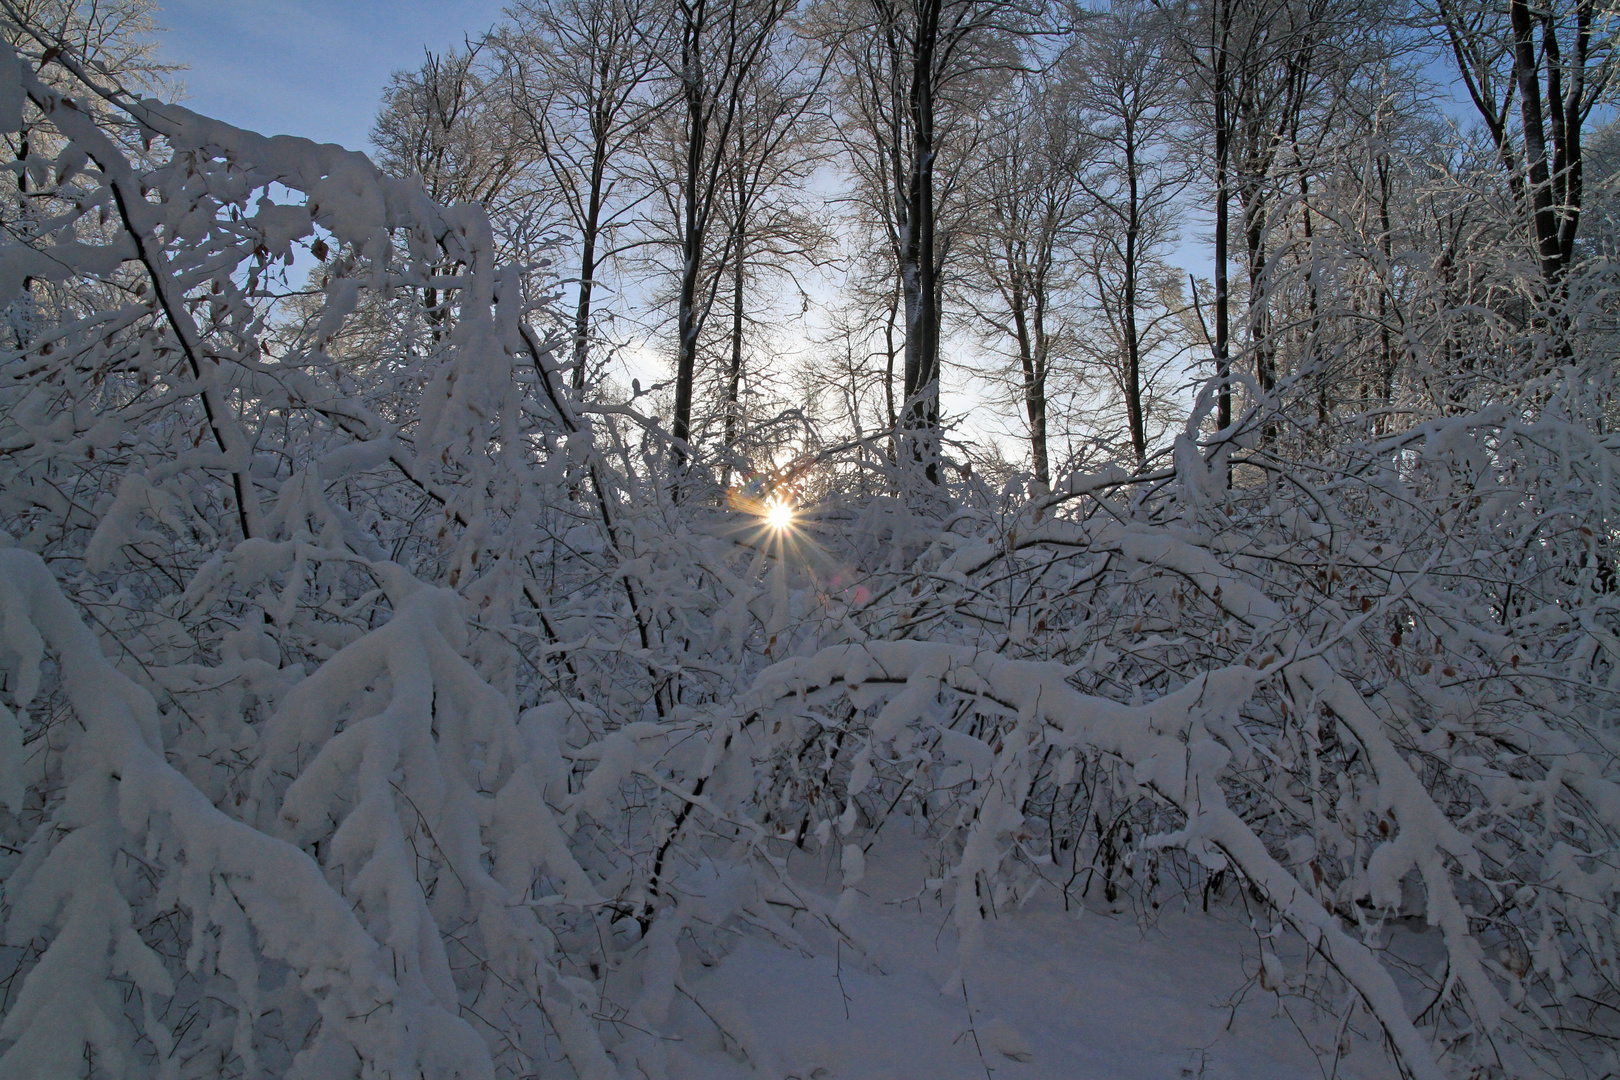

[723,231,745,477]
[1122,113,1146,463]
[899,0,944,484]
[671,0,710,460]
[668,0,789,478]
[571,144,606,389]
[850,0,1027,485]
[1210,0,1232,434]
[1441,0,1612,295]
[1511,0,1562,286]
[505,0,667,391]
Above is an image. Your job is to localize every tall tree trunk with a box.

[1511,0,1562,286]
[672,0,708,472]
[1244,183,1271,395]
[901,0,943,484]
[885,287,899,462]
[571,144,608,390]
[1298,153,1325,429]
[723,232,745,489]
[1031,286,1051,489]
[1123,116,1146,465]
[1214,136,1231,433]
[1550,1,1589,270]
[1211,0,1232,438]
[1010,276,1049,486]
[1377,152,1395,417]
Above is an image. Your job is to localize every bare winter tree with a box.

[373,43,539,337]
[497,0,668,389]
[1,0,175,344]
[374,45,531,211]
[1164,0,1393,443]
[960,68,1089,487]
[650,0,795,476]
[1067,0,1191,464]
[821,0,1037,484]
[714,33,830,480]
[1161,0,1241,435]
[1434,0,1619,301]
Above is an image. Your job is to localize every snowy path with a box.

[663,844,1400,1080]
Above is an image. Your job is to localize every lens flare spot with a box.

[764,499,794,530]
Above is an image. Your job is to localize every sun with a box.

[764,498,794,531]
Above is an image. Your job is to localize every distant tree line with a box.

[372,0,1619,492]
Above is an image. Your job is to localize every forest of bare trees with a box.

[356,0,1620,496]
[0,0,1618,1077]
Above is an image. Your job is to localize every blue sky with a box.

[154,1,510,153]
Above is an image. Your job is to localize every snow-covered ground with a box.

[660,831,1399,1080]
